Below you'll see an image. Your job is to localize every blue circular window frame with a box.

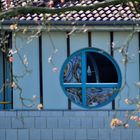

[60,48,122,109]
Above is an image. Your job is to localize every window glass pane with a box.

[63,53,82,83]
[86,88,115,107]
[86,52,98,83]
[86,52,118,83]
[65,87,82,105]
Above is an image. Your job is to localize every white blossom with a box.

[37,104,43,110]
[33,95,37,100]
[48,56,52,63]
[135,82,140,88]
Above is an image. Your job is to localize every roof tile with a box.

[1,0,140,23]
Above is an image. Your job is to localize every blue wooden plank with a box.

[63,83,119,88]
[42,32,68,109]
[114,32,139,110]
[5,60,12,109]
[13,33,40,109]
[0,51,4,109]
[63,83,82,87]
[82,51,87,107]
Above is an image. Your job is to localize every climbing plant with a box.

[1,0,140,127]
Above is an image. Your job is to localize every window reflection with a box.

[65,88,82,105]
[86,88,114,107]
[63,54,82,83]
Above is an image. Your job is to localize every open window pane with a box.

[86,52,118,83]
[86,52,98,83]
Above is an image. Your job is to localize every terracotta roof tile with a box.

[1,0,140,23]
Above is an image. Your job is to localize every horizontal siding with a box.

[0,110,139,140]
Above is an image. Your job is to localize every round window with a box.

[60,48,122,108]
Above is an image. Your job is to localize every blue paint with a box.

[0,51,12,110]
[42,32,68,109]
[5,60,12,109]
[82,51,87,107]
[0,51,4,109]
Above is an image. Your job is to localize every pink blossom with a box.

[118,120,123,125]
[133,116,139,121]
[9,57,14,62]
[138,117,140,122]
[124,98,130,104]
[52,67,58,72]
[124,123,129,128]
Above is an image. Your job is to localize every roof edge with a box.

[1,20,140,32]
[1,20,140,26]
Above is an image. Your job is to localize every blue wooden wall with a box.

[114,32,139,109]
[13,33,40,109]
[42,32,68,109]
[12,31,139,110]
[0,51,4,109]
